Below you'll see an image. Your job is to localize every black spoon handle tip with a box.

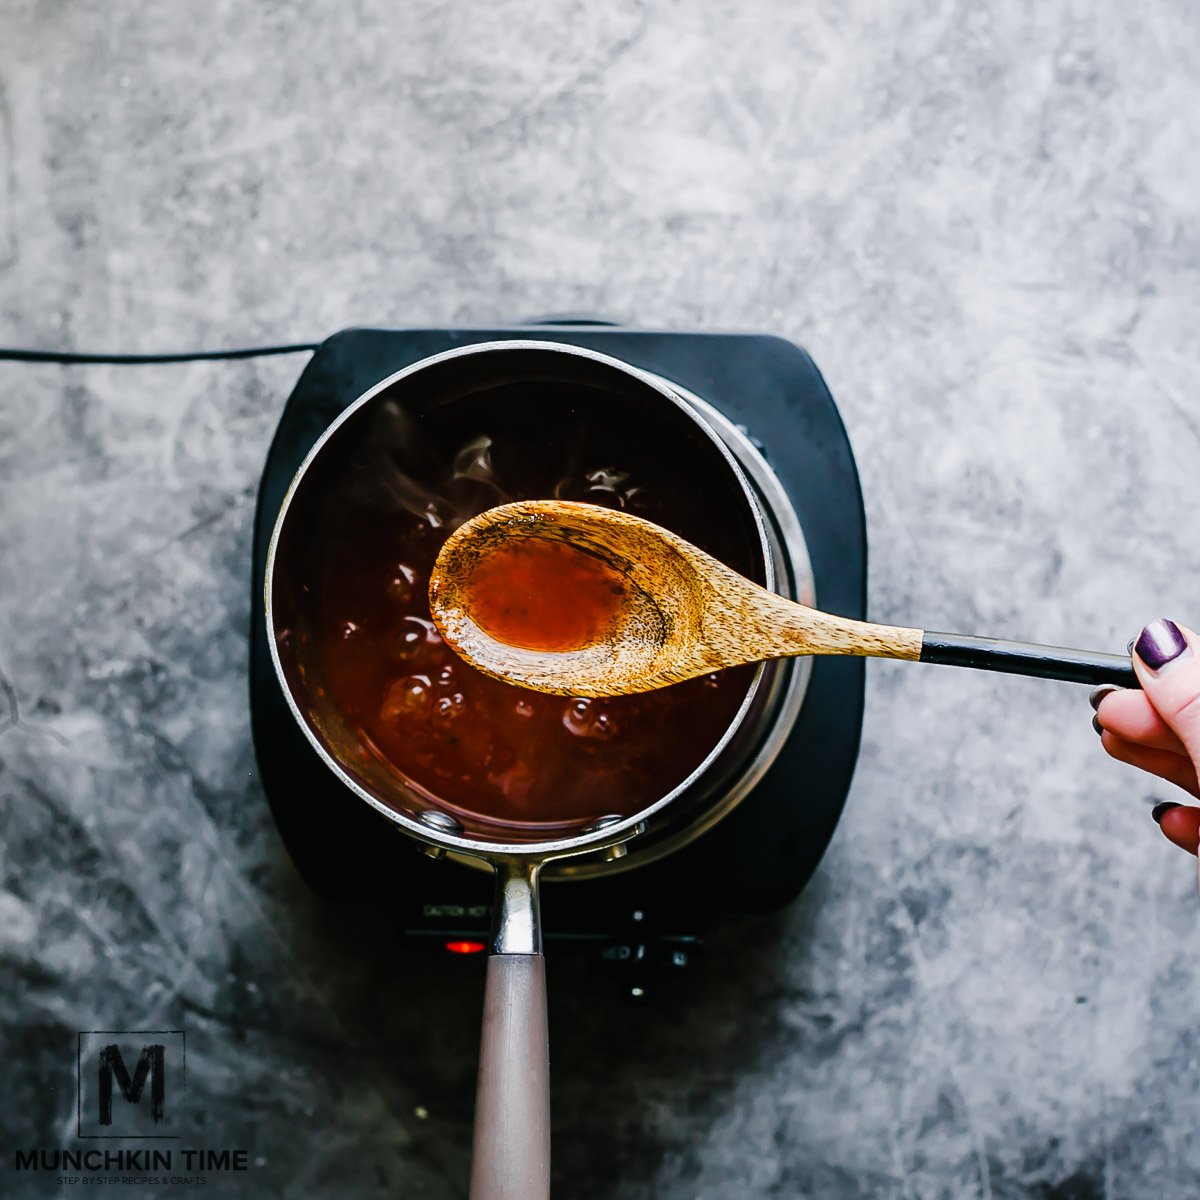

[919,631,1140,689]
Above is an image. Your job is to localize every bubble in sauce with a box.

[492,759,536,804]
[554,466,629,506]
[437,692,467,720]
[624,486,654,516]
[381,675,432,719]
[582,486,622,508]
[394,615,442,660]
[588,467,628,490]
[387,564,418,603]
[562,697,618,740]
[514,699,535,718]
[341,621,361,639]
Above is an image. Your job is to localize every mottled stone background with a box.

[2,1,1199,1197]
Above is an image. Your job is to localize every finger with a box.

[1152,802,1200,856]
[1099,729,1200,798]
[1092,686,1187,754]
[1132,621,1200,761]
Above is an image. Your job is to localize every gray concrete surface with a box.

[2,1,1200,1196]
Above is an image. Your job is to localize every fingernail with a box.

[1092,714,1104,736]
[1089,684,1121,711]
[1134,620,1189,672]
[1152,801,1182,824]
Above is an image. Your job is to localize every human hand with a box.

[1092,620,1200,855]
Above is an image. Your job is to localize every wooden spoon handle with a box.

[918,631,1139,688]
[769,604,1138,687]
[753,604,1137,691]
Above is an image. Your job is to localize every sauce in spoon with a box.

[464,537,631,653]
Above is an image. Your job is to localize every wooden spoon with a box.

[428,500,1139,698]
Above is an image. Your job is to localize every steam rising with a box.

[342,398,644,533]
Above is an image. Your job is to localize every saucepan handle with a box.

[469,862,550,1200]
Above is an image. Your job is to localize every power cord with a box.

[0,342,320,364]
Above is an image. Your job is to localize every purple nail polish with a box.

[1089,684,1120,711]
[1135,620,1189,671]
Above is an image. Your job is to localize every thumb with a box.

[1133,620,1200,762]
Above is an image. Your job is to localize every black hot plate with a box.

[250,323,866,974]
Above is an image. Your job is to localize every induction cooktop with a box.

[249,320,866,991]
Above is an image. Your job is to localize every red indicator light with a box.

[445,940,487,955]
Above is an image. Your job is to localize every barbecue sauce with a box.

[464,538,629,653]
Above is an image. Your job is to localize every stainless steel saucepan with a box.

[265,340,812,1199]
